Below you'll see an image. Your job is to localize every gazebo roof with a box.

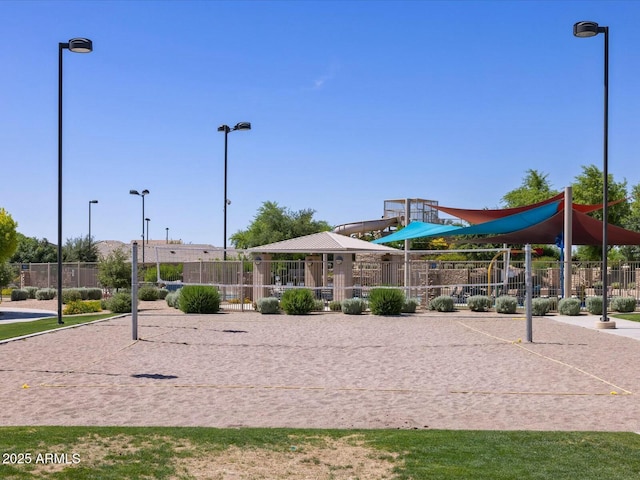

[248,231,400,254]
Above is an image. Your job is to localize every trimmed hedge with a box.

[329,300,342,312]
[138,286,159,301]
[10,289,28,301]
[428,295,454,312]
[495,296,517,314]
[402,298,420,313]
[368,288,405,316]
[36,288,56,300]
[611,296,636,313]
[178,285,220,314]
[341,298,366,315]
[467,295,491,312]
[586,296,603,315]
[280,288,316,315]
[166,290,182,308]
[104,292,133,313]
[558,298,581,316]
[25,286,38,299]
[531,298,550,316]
[257,297,280,314]
[61,289,82,304]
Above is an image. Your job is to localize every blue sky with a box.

[2,0,639,246]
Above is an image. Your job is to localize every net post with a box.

[132,242,138,340]
[525,244,533,342]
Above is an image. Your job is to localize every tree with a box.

[97,248,131,291]
[572,165,629,261]
[230,201,331,249]
[62,235,99,262]
[0,208,18,263]
[0,262,18,299]
[10,234,57,263]
[501,169,559,208]
[617,182,640,260]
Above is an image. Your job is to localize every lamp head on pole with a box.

[233,122,251,131]
[141,189,150,196]
[573,21,605,38]
[68,38,93,53]
[90,199,98,204]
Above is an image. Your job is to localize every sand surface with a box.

[1,299,639,431]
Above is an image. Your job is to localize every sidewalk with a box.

[552,314,640,341]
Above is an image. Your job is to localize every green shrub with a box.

[586,296,603,315]
[368,288,405,316]
[428,295,454,312]
[61,289,82,304]
[329,300,342,312]
[36,288,56,300]
[402,298,420,313]
[257,297,280,314]
[86,288,102,300]
[280,288,316,315]
[10,289,28,301]
[546,296,559,312]
[467,295,491,312]
[558,298,581,316]
[178,285,220,314]
[611,296,636,313]
[341,298,366,315]
[138,286,159,301]
[313,299,325,311]
[25,286,38,299]
[157,288,169,300]
[105,292,133,314]
[495,296,517,314]
[80,288,91,300]
[166,289,182,308]
[531,298,550,316]
[63,300,102,315]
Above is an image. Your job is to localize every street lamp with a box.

[573,21,614,328]
[166,227,169,244]
[145,217,150,244]
[88,200,98,242]
[217,121,251,260]
[58,37,93,325]
[129,189,150,264]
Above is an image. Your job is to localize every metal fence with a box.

[12,259,640,312]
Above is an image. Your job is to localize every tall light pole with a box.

[166,227,169,244]
[88,199,98,243]
[145,217,150,244]
[130,189,150,264]
[217,122,251,260]
[58,37,93,325]
[574,21,615,328]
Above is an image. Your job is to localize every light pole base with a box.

[595,319,616,329]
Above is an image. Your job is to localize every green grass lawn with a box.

[0,314,116,341]
[0,427,638,479]
[612,312,640,322]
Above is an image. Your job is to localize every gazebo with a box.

[247,231,401,301]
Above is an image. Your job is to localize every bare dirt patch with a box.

[173,435,399,480]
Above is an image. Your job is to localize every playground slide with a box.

[333,217,400,236]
